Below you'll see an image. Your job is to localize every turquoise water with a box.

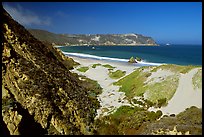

[58,45,202,66]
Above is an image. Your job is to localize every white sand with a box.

[70,56,137,118]
[149,68,202,115]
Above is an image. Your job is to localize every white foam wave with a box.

[139,60,164,66]
[62,52,129,62]
[54,46,65,48]
[62,51,164,66]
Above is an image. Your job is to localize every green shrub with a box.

[132,99,145,106]
[114,67,149,98]
[192,69,202,90]
[109,70,126,79]
[79,75,103,95]
[157,98,167,108]
[155,110,163,118]
[102,64,115,69]
[92,63,101,68]
[151,64,199,74]
[77,66,89,72]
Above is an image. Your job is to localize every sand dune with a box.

[159,68,202,115]
[70,56,202,117]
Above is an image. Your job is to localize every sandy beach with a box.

[69,56,202,118]
[70,56,137,118]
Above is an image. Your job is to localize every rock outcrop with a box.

[128,56,137,63]
[2,5,99,135]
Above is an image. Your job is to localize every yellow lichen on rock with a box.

[152,126,191,135]
[2,109,22,135]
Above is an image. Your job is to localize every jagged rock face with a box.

[2,109,22,135]
[2,7,98,135]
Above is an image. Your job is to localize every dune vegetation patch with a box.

[144,75,179,105]
[109,70,126,79]
[79,75,103,96]
[94,105,163,135]
[102,64,116,69]
[93,105,202,135]
[192,68,202,90]
[114,65,181,107]
[77,66,89,72]
[151,106,202,135]
[114,66,151,98]
[92,63,102,68]
[151,64,199,74]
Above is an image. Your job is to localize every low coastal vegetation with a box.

[91,63,116,70]
[92,63,116,71]
[192,68,202,90]
[114,64,202,108]
[150,106,202,135]
[144,75,179,105]
[77,75,103,111]
[92,63,102,68]
[79,75,103,97]
[109,70,126,79]
[114,66,151,98]
[77,66,89,72]
[102,64,116,69]
[93,105,202,135]
[114,65,181,107]
[151,64,199,74]
[94,105,163,135]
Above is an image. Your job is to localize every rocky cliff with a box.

[2,6,99,135]
[28,29,158,46]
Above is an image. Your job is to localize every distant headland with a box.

[28,29,159,46]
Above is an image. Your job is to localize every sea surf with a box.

[57,45,202,66]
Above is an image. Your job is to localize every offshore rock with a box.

[128,56,137,63]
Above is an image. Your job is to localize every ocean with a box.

[57,45,202,66]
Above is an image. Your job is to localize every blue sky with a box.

[3,2,202,44]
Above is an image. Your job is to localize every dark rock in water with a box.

[2,6,99,135]
[136,57,142,62]
[128,56,137,63]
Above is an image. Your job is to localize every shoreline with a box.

[55,46,202,67]
[54,44,159,47]
[63,52,164,67]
